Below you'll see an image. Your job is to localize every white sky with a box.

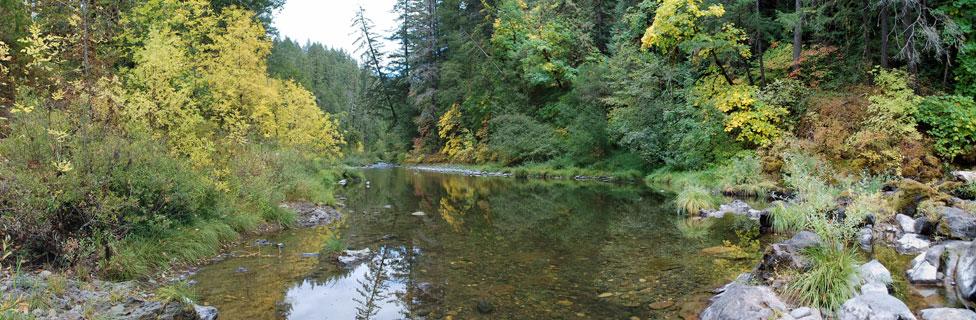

[272,0,399,58]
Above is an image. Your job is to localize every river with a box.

[191,167,760,319]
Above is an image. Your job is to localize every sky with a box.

[272,0,399,58]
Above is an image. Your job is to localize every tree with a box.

[353,6,399,126]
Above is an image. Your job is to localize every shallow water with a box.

[192,168,759,319]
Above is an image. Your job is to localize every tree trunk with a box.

[880,3,890,69]
[792,0,802,73]
[900,1,919,92]
[756,0,766,86]
[711,51,734,85]
[861,0,872,66]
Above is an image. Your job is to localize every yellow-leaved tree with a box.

[121,0,343,166]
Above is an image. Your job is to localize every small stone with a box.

[598,292,613,298]
[475,300,494,314]
[649,301,674,310]
[791,307,812,318]
[235,267,249,273]
[557,300,573,307]
[576,313,585,317]
[411,211,426,216]
[299,253,319,258]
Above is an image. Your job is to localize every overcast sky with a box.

[272,0,398,58]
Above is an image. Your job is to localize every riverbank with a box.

[0,201,344,319]
[352,161,645,183]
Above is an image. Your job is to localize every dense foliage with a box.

[321,0,975,177]
[0,0,345,278]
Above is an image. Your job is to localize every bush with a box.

[845,69,923,171]
[488,114,565,165]
[914,95,976,161]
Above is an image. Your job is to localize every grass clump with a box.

[674,185,719,215]
[156,280,199,307]
[324,235,345,255]
[785,245,862,313]
[674,218,715,240]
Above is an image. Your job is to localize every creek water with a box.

[191,167,761,319]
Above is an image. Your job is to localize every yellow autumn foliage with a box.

[121,0,343,165]
[694,74,786,146]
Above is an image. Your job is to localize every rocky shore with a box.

[0,201,343,319]
[697,174,976,320]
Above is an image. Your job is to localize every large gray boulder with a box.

[838,293,917,320]
[957,241,976,302]
[896,214,917,233]
[953,171,976,183]
[907,245,945,284]
[859,260,893,285]
[859,228,874,250]
[700,282,788,320]
[940,207,976,240]
[920,308,976,320]
[896,233,931,254]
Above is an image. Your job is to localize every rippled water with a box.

[192,168,759,319]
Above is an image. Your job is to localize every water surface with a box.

[193,168,757,319]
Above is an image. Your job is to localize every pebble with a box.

[235,267,249,273]
[557,300,573,307]
[412,211,426,216]
[598,292,613,298]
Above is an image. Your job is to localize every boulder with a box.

[956,241,976,302]
[699,282,788,320]
[838,293,917,320]
[896,214,917,233]
[706,200,758,219]
[194,304,219,320]
[920,308,976,320]
[915,216,937,235]
[858,228,874,250]
[940,207,976,240]
[953,171,976,183]
[895,233,931,254]
[751,231,822,283]
[859,260,893,285]
[907,245,945,284]
[861,282,889,295]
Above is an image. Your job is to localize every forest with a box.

[0,0,975,318]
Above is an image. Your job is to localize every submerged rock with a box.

[920,308,976,320]
[699,282,788,320]
[194,304,219,320]
[838,293,917,320]
[475,300,494,314]
[337,248,374,268]
[704,200,761,220]
[411,211,426,216]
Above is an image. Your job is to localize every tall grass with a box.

[785,246,862,313]
[674,185,719,215]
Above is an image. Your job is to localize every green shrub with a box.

[674,185,718,215]
[324,235,345,254]
[785,246,861,313]
[488,114,565,165]
[914,95,976,161]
